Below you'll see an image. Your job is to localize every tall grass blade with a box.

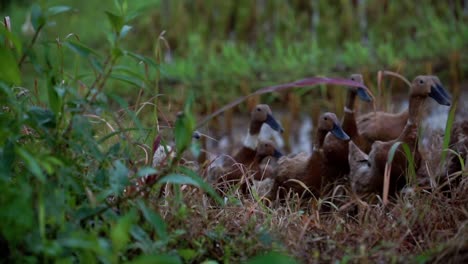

[383,141,417,205]
[197,77,370,128]
[440,102,457,165]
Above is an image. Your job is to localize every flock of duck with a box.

[207,74,459,200]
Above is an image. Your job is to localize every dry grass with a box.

[119,170,467,263]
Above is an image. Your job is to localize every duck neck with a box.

[243,121,261,150]
[344,90,357,113]
[407,95,426,126]
[313,129,328,151]
[398,95,425,143]
[343,90,358,135]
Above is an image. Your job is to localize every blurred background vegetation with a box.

[2,0,467,114]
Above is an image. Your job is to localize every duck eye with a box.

[324,117,328,121]
[351,78,355,81]
[256,108,261,112]
[419,79,424,84]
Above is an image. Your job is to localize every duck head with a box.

[319,112,350,141]
[256,140,283,159]
[349,74,373,102]
[251,104,284,133]
[411,76,451,106]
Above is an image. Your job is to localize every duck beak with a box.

[273,149,283,159]
[429,83,451,106]
[356,87,373,102]
[265,114,284,133]
[331,123,350,141]
[436,83,452,101]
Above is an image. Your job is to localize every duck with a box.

[216,139,283,192]
[356,76,452,147]
[357,108,408,145]
[227,104,284,166]
[275,112,350,197]
[349,75,451,195]
[322,74,373,179]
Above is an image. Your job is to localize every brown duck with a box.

[275,112,350,196]
[228,104,283,166]
[349,75,451,195]
[322,74,373,179]
[217,140,283,192]
[356,76,451,146]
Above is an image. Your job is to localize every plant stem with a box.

[18,24,44,68]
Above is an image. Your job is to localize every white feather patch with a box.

[152,145,175,167]
[344,106,354,113]
[243,132,258,150]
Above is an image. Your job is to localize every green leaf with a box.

[109,160,129,193]
[136,167,158,178]
[47,6,72,16]
[110,74,144,88]
[48,85,62,117]
[112,46,124,59]
[27,106,56,129]
[178,167,223,205]
[158,174,199,186]
[174,109,195,154]
[0,139,15,180]
[137,201,168,241]
[105,11,124,34]
[111,210,136,253]
[31,4,46,31]
[64,40,100,58]
[16,147,45,182]
[0,47,21,84]
[0,26,23,56]
[126,51,159,68]
[247,252,298,264]
[178,249,197,262]
[128,254,182,264]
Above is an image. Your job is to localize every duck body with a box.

[276,150,326,195]
[349,76,451,195]
[323,74,373,179]
[276,112,350,196]
[357,110,409,145]
[359,123,420,194]
[216,140,283,192]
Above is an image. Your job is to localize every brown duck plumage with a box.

[349,75,451,195]
[322,74,373,179]
[356,76,449,147]
[217,140,283,192]
[276,112,350,196]
[357,110,409,145]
